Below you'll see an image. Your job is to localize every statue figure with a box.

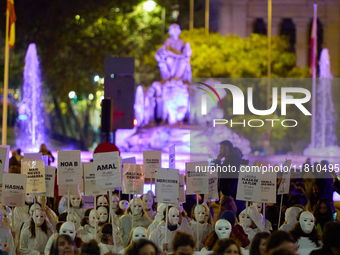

[155,24,192,82]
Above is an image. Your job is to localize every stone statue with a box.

[155,24,192,82]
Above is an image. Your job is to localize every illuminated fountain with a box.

[15,43,46,151]
[304,48,340,157]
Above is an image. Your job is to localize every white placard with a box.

[143,151,161,178]
[169,145,175,169]
[24,153,42,160]
[185,162,209,195]
[260,170,277,203]
[58,184,79,196]
[57,150,82,185]
[2,173,27,207]
[21,160,46,194]
[155,168,179,204]
[278,160,292,195]
[36,166,55,197]
[179,174,186,203]
[205,178,219,201]
[236,166,262,202]
[122,164,145,194]
[0,147,9,184]
[93,152,121,189]
[83,162,108,196]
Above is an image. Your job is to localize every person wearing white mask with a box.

[0,208,15,255]
[96,196,108,207]
[97,206,109,226]
[98,223,124,255]
[118,198,152,247]
[149,206,183,252]
[115,200,128,220]
[141,194,155,220]
[201,219,232,252]
[189,204,213,249]
[13,194,33,238]
[20,209,53,255]
[290,211,322,255]
[118,226,148,254]
[60,194,84,231]
[147,203,177,238]
[37,196,58,232]
[109,195,120,225]
[279,206,304,232]
[77,209,101,243]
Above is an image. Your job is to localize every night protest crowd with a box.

[2,141,340,255]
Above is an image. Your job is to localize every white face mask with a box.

[253,203,262,213]
[70,195,82,208]
[132,227,147,242]
[168,207,180,226]
[60,221,76,239]
[215,219,232,239]
[33,209,45,227]
[239,212,252,228]
[112,195,119,210]
[194,205,206,223]
[131,199,143,215]
[89,210,100,227]
[142,194,153,211]
[26,194,33,204]
[119,200,129,210]
[98,206,108,223]
[29,204,41,217]
[97,196,108,206]
[299,211,315,234]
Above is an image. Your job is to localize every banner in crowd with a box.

[122,164,145,194]
[260,170,277,203]
[143,150,161,178]
[57,150,82,185]
[278,160,292,195]
[236,166,262,202]
[169,145,175,169]
[58,184,80,196]
[178,174,186,203]
[83,162,108,196]
[21,160,46,194]
[2,173,27,207]
[155,168,179,204]
[185,162,209,195]
[93,151,121,189]
[24,153,42,160]
[0,146,9,184]
[36,166,55,197]
[205,177,219,201]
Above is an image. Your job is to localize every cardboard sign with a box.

[185,162,209,195]
[83,162,107,196]
[236,166,262,202]
[1,173,27,207]
[260,170,277,203]
[122,164,145,194]
[24,153,42,161]
[58,184,80,196]
[169,145,175,169]
[278,160,292,195]
[0,147,9,184]
[57,150,82,185]
[21,160,46,194]
[155,168,179,204]
[143,151,161,178]
[179,174,186,203]
[93,152,121,189]
[37,166,55,197]
[205,178,219,201]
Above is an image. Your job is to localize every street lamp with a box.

[143,0,156,12]
[94,75,100,82]
[68,91,76,99]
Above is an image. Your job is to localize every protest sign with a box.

[2,173,27,207]
[169,145,175,169]
[37,166,55,197]
[143,151,161,178]
[236,166,262,202]
[0,147,9,184]
[260,170,277,203]
[122,164,145,194]
[155,168,179,204]
[83,162,108,196]
[278,160,292,195]
[58,184,80,196]
[178,174,186,203]
[185,162,209,195]
[93,152,121,189]
[205,177,219,201]
[57,150,82,185]
[21,160,46,194]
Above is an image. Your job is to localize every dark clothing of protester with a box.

[310,246,336,255]
[9,156,20,167]
[231,224,250,248]
[315,171,335,211]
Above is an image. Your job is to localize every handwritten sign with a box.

[143,151,161,178]
[57,150,82,185]
[122,164,145,194]
[2,173,27,207]
[93,152,121,189]
[21,160,46,194]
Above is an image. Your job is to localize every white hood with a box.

[285,207,303,225]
